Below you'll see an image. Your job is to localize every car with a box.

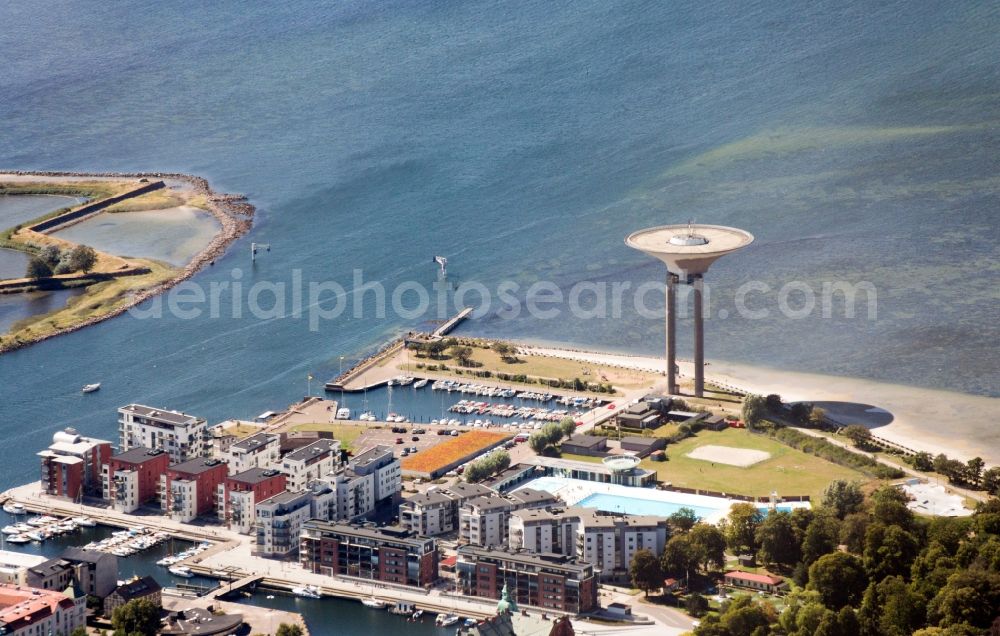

[450,430,459,436]
[409,446,418,453]
[400,449,409,457]
[411,436,420,442]
[437,429,450,436]
[391,426,406,434]
[395,437,404,444]
[413,428,426,435]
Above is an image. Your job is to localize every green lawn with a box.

[640,427,870,500]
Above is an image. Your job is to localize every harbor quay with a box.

[0,483,505,620]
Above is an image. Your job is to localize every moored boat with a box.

[361,597,387,609]
[292,584,322,598]
[81,383,101,393]
[2,503,27,515]
[168,566,194,578]
[436,614,460,627]
[6,535,30,544]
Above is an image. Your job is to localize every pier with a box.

[325,307,473,392]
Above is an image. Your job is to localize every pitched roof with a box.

[724,570,784,585]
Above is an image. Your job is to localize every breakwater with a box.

[0,170,255,353]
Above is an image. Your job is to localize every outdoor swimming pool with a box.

[518,476,809,523]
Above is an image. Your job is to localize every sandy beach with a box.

[520,346,1000,465]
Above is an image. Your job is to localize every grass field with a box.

[287,422,365,449]
[104,189,185,213]
[638,427,869,500]
[404,344,657,392]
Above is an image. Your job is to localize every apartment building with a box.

[324,445,400,522]
[456,546,598,614]
[102,447,170,513]
[254,485,335,558]
[226,433,281,474]
[160,458,228,522]
[37,428,112,499]
[508,508,581,555]
[300,521,438,588]
[217,468,287,534]
[457,487,561,548]
[399,481,493,537]
[279,439,339,492]
[118,404,209,464]
[0,583,86,636]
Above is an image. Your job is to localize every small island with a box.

[0,171,253,353]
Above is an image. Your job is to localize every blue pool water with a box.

[577,493,720,519]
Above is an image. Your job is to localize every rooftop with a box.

[0,584,75,627]
[120,404,204,426]
[257,490,311,509]
[283,439,338,463]
[506,488,560,506]
[228,467,284,486]
[168,457,226,476]
[230,432,278,454]
[562,434,606,449]
[111,576,161,602]
[457,545,594,575]
[302,520,431,547]
[111,447,167,464]
[725,570,785,585]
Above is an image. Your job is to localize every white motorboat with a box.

[335,407,351,420]
[292,585,322,599]
[28,516,57,527]
[359,412,376,422]
[6,535,30,544]
[72,516,96,527]
[2,503,27,515]
[81,383,101,393]
[361,597,387,609]
[26,531,46,542]
[168,566,194,578]
[2,526,21,535]
[413,378,428,389]
[411,609,424,620]
[436,614,460,627]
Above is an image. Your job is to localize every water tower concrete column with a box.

[693,274,705,397]
[666,273,679,395]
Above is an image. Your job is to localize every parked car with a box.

[450,430,460,436]
[395,437,404,444]
[413,428,426,434]
[411,436,420,442]
[437,429,450,436]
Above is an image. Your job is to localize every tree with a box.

[808,406,828,428]
[843,424,873,448]
[463,450,510,482]
[927,569,1000,630]
[870,485,914,529]
[67,244,97,272]
[661,534,694,579]
[40,244,63,266]
[276,625,304,636]
[26,256,53,278]
[756,510,800,567]
[528,432,549,454]
[450,345,474,366]
[789,402,813,424]
[858,576,924,636]
[688,523,726,571]
[822,480,864,519]
[724,503,764,555]
[70,628,88,636]
[807,552,867,610]
[686,593,709,617]
[913,451,934,471]
[426,340,447,359]
[741,394,767,429]
[765,394,783,411]
[718,596,776,636]
[559,416,576,439]
[669,507,699,533]
[863,523,920,581]
[802,513,839,565]
[111,598,161,636]
[983,467,1000,496]
[839,512,870,554]
[629,549,663,597]
[965,457,984,484]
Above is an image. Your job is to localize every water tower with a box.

[626,223,753,397]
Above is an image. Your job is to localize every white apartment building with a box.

[226,432,281,474]
[324,445,400,521]
[254,485,335,558]
[399,481,493,537]
[279,439,339,492]
[118,404,209,464]
[508,507,668,579]
[459,497,512,548]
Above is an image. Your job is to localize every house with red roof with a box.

[723,570,788,594]
[0,583,85,635]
